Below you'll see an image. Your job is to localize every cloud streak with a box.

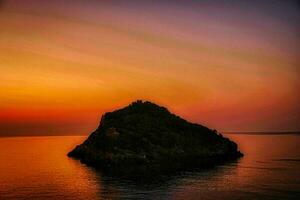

[0,0,299,135]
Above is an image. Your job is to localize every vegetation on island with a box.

[68,100,243,176]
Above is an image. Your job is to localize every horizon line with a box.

[0,131,299,138]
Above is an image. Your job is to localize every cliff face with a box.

[68,100,243,175]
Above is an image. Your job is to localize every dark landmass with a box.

[68,100,243,177]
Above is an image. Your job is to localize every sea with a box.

[0,133,299,200]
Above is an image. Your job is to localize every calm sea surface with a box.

[0,134,299,200]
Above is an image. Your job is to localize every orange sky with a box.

[0,0,299,136]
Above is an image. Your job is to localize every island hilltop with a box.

[68,100,243,176]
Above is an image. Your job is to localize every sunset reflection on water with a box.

[0,134,299,200]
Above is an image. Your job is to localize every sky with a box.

[0,0,299,136]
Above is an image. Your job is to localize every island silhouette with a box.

[68,100,243,176]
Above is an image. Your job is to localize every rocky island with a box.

[68,100,243,176]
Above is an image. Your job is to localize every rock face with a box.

[68,100,243,175]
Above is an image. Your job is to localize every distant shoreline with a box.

[224,131,300,135]
[0,134,87,138]
[0,131,299,138]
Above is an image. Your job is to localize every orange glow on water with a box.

[0,134,299,199]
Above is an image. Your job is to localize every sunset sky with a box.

[0,0,299,136]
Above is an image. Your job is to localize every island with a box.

[68,100,243,176]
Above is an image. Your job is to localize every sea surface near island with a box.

[0,133,299,200]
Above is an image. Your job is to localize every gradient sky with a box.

[0,0,299,136]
